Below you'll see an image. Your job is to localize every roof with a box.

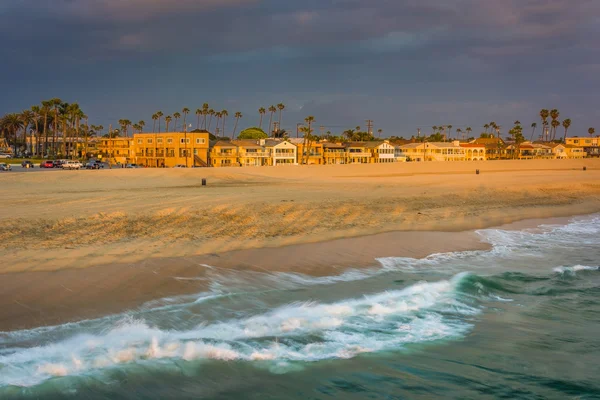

[459,143,486,148]
[346,142,368,148]
[231,139,262,149]
[399,143,425,149]
[363,141,390,149]
[211,140,236,148]
[322,142,346,149]
[263,139,295,147]
[472,137,506,145]
[287,138,304,145]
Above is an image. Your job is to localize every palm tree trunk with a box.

[43,112,48,156]
[208,114,213,131]
[222,117,226,138]
[197,115,200,130]
[259,114,263,130]
[62,119,67,156]
[232,118,239,139]
[530,126,536,141]
[53,108,58,156]
[268,113,273,137]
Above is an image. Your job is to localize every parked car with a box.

[62,160,83,170]
[0,154,12,159]
[174,164,187,168]
[125,163,141,168]
[21,160,35,168]
[0,163,11,171]
[40,160,55,168]
[85,161,102,169]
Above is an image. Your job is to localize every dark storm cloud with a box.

[1,0,599,134]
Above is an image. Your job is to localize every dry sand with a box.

[1,159,599,330]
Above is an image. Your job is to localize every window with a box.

[137,139,143,144]
[157,138,163,144]
[180,138,190,144]
[196,138,205,144]
[193,149,198,155]
[147,139,153,144]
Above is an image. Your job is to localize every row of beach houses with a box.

[94,132,599,168]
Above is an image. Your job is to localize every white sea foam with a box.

[553,265,599,274]
[0,273,476,388]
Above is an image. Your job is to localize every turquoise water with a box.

[1,215,599,399]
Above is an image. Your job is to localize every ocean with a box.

[1,215,599,399]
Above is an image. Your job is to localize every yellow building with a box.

[322,142,347,165]
[232,140,271,167]
[346,142,372,164]
[289,138,324,165]
[364,141,396,163]
[565,137,598,147]
[210,140,239,167]
[97,132,209,167]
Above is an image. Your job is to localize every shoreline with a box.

[0,212,594,332]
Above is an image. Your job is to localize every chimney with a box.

[259,139,265,146]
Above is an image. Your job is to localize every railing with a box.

[240,152,270,157]
[211,152,238,157]
[347,152,371,157]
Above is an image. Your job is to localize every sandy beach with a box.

[1,159,600,330]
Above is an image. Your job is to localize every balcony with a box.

[347,152,371,157]
[240,152,270,157]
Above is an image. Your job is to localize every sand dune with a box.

[1,159,599,274]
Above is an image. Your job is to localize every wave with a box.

[553,265,599,274]
[0,272,487,388]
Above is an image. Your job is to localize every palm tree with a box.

[562,119,571,142]
[204,108,215,131]
[165,115,172,132]
[268,105,276,136]
[51,98,62,155]
[549,109,559,140]
[550,120,560,142]
[277,103,285,131]
[221,110,229,138]
[29,106,40,155]
[156,111,163,133]
[302,116,315,164]
[214,112,222,135]
[377,129,383,138]
[466,127,472,139]
[182,108,190,131]
[484,124,490,134]
[432,125,438,134]
[589,127,596,138]
[152,114,158,132]
[446,125,453,140]
[17,110,31,156]
[539,109,549,141]
[456,128,463,139]
[232,112,243,138]
[138,120,145,133]
[530,122,537,141]
[1,114,23,152]
[258,107,266,130]
[132,123,141,134]
[173,112,181,131]
[40,100,52,156]
[201,103,210,129]
[195,108,202,130]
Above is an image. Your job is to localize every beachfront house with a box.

[459,143,486,161]
[393,145,408,162]
[471,137,507,159]
[233,139,270,167]
[97,132,210,167]
[210,140,239,167]
[288,138,324,165]
[322,142,347,165]
[364,140,396,163]
[98,137,134,165]
[346,142,372,164]
[264,139,297,166]
[564,144,587,159]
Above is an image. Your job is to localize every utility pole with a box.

[417,128,421,138]
[319,126,325,138]
[366,120,373,137]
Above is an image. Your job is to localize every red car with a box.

[40,160,55,168]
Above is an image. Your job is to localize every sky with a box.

[1,0,599,138]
